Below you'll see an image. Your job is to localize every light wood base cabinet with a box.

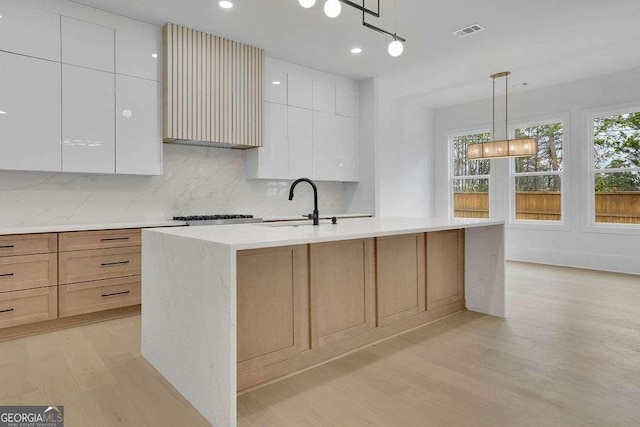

[426,229,465,310]
[59,276,141,318]
[0,287,58,329]
[237,245,310,375]
[376,233,426,326]
[310,238,376,348]
[237,231,468,392]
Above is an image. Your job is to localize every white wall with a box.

[433,66,640,275]
[0,145,346,227]
[345,78,376,214]
[375,82,434,217]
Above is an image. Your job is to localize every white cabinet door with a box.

[62,16,115,72]
[336,85,359,118]
[115,75,162,175]
[288,107,313,179]
[312,111,341,181]
[0,52,61,172]
[258,102,289,178]
[312,81,335,114]
[288,72,312,110]
[0,1,60,61]
[338,115,359,182]
[265,68,288,105]
[62,65,115,174]
[115,19,161,81]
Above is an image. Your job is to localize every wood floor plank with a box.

[0,261,638,426]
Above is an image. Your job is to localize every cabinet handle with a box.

[0,245,15,249]
[0,308,14,314]
[101,237,130,242]
[101,290,130,298]
[0,273,14,278]
[101,261,130,267]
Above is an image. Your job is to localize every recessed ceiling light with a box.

[272,81,282,85]
[151,53,158,58]
[350,47,362,54]
[0,111,6,115]
[219,1,233,9]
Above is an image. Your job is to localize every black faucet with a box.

[288,178,319,226]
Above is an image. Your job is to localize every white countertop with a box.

[0,220,186,236]
[146,217,504,250]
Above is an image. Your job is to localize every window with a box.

[512,122,564,222]
[592,110,640,225]
[451,132,490,218]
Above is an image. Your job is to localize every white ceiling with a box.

[71,0,640,108]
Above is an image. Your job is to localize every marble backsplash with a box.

[0,145,346,227]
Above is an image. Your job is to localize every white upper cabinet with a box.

[312,81,336,114]
[115,19,161,81]
[312,112,359,182]
[0,52,61,172]
[288,72,312,110]
[116,75,162,175]
[312,111,341,181]
[247,58,359,182]
[336,84,359,118]
[338,115,359,181]
[265,68,288,105]
[288,106,313,179]
[62,65,115,174]
[62,16,115,72]
[0,1,61,61]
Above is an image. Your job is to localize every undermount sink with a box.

[260,221,332,228]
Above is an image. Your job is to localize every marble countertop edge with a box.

[0,220,187,236]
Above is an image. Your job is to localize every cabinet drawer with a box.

[0,254,58,293]
[59,277,141,317]
[0,234,57,257]
[0,287,58,329]
[59,247,141,285]
[59,229,141,251]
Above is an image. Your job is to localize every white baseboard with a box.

[507,246,640,276]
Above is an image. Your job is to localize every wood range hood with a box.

[162,23,263,149]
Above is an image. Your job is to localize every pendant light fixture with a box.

[324,0,342,18]
[297,0,407,56]
[467,71,538,160]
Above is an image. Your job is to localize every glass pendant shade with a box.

[324,0,342,18]
[388,39,404,57]
[298,0,316,8]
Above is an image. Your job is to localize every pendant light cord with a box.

[492,77,496,139]
[505,73,509,142]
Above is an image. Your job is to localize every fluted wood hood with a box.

[163,23,263,149]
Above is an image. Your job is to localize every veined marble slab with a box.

[142,217,505,427]
[150,217,505,250]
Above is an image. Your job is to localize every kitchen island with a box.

[142,217,505,427]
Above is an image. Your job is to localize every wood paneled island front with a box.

[142,217,505,427]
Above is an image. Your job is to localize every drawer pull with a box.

[100,237,130,242]
[0,308,14,314]
[0,273,14,278]
[101,261,130,267]
[0,245,15,249]
[102,290,130,298]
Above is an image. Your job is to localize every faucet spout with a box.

[288,178,320,226]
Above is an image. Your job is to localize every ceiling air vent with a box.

[453,24,485,38]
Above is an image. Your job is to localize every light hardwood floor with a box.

[1,262,639,426]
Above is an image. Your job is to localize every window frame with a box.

[586,104,640,233]
[508,117,568,229]
[448,128,492,220]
